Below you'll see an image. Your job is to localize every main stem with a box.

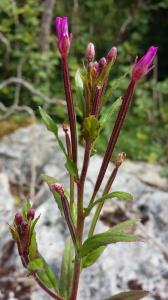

[62,57,77,164]
[69,142,91,300]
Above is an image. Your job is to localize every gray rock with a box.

[0,124,168,300]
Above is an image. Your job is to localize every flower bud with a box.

[106,47,117,63]
[21,220,28,232]
[88,61,99,79]
[115,152,126,167]
[98,57,107,71]
[27,208,35,220]
[86,42,95,62]
[14,213,22,225]
[56,17,72,58]
[51,183,65,197]
[132,46,158,82]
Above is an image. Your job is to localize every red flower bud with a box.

[51,183,65,197]
[132,46,158,82]
[106,47,117,63]
[27,208,35,220]
[99,57,107,70]
[86,42,95,62]
[14,213,22,225]
[21,220,28,231]
[55,16,72,58]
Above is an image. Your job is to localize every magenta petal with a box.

[55,16,71,57]
[62,16,68,36]
[132,45,158,81]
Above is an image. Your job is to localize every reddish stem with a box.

[91,80,136,202]
[92,85,102,117]
[62,57,77,164]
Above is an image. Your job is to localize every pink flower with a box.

[55,16,72,57]
[132,46,158,82]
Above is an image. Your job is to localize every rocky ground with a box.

[0,124,168,300]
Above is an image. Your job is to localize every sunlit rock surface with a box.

[0,124,168,300]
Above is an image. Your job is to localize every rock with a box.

[0,173,14,252]
[0,124,168,300]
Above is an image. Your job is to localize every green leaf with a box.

[39,107,66,156]
[86,191,133,214]
[59,239,74,299]
[39,107,78,178]
[27,258,43,271]
[23,200,31,218]
[81,246,105,268]
[30,215,40,238]
[75,69,85,116]
[79,229,139,258]
[65,159,78,177]
[83,115,100,143]
[42,258,59,291]
[104,290,149,300]
[37,271,54,289]
[42,174,63,215]
[110,219,137,234]
[29,232,38,260]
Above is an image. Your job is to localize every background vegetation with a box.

[0,0,168,171]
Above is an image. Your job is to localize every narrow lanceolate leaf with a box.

[39,107,66,156]
[39,107,78,178]
[29,256,59,291]
[79,230,139,258]
[81,246,105,268]
[23,200,31,218]
[110,219,137,234]
[42,174,63,215]
[30,215,40,239]
[59,239,74,299]
[29,232,39,260]
[75,69,85,116]
[42,257,59,292]
[65,159,78,178]
[104,290,149,300]
[27,258,44,271]
[86,191,133,214]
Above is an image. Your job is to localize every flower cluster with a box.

[9,204,36,259]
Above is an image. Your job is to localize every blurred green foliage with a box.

[0,0,168,167]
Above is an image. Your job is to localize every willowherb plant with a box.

[9,16,158,300]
